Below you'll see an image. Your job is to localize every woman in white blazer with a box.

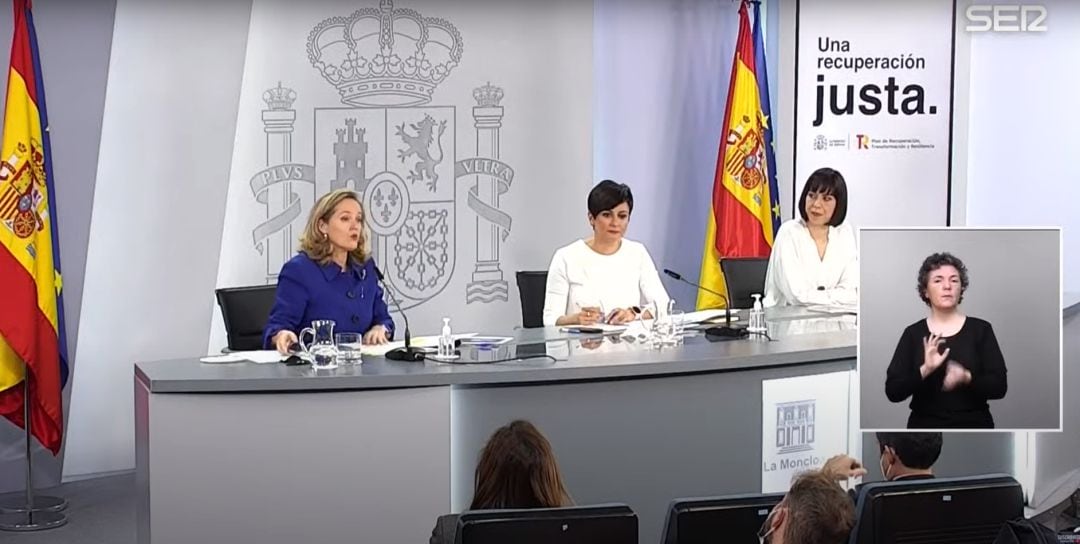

[763,167,858,308]
[542,180,671,326]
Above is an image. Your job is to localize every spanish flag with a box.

[696,0,781,310]
[0,0,68,454]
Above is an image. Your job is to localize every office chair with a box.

[849,473,1024,543]
[214,284,278,351]
[720,257,769,309]
[661,492,785,544]
[455,504,637,544]
[515,270,548,328]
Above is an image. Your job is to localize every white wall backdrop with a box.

[210,0,593,351]
[63,0,253,479]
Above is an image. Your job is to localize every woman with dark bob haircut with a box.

[885,252,1007,429]
[428,420,573,544]
[762,167,858,308]
[542,179,670,326]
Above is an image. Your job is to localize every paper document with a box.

[200,351,283,364]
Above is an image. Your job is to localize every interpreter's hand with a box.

[273,330,298,355]
[363,325,390,345]
[575,306,602,326]
[942,361,972,391]
[822,454,867,482]
[921,333,949,378]
[606,307,637,325]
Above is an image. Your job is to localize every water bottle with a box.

[749,294,767,333]
[437,317,454,358]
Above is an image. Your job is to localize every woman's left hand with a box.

[942,361,972,391]
[606,307,638,325]
[364,325,390,345]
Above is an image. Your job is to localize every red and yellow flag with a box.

[697,1,780,310]
[0,0,68,454]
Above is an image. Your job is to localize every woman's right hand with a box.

[575,306,602,325]
[921,333,949,378]
[273,330,299,355]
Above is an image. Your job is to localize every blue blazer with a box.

[263,252,395,348]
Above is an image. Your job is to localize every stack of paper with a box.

[200,351,284,364]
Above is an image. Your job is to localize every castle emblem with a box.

[248,0,515,309]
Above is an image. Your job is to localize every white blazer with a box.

[762,219,858,308]
[542,239,671,326]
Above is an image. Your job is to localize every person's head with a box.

[760,471,854,544]
[469,420,572,510]
[798,168,848,227]
[299,189,370,264]
[587,180,634,244]
[917,252,969,310]
[876,432,943,480]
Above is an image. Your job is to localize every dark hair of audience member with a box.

[469,420,572,510]
[876,432,944,469]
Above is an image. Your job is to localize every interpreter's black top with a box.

[885,317,1007,429]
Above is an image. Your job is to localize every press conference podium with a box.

[455,504,637,544]
[849,474,1024,544]
[661,493,785,544]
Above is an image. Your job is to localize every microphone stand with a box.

[375,267,425,362]
[662,269,748,339]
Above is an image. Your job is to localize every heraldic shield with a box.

[314,106,457,309]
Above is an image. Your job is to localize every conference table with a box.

[130,304,1032,544]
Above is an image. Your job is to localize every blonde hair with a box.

[299,188,371,264]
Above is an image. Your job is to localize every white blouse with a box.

[762,219,859,308]
[542,239,671,326]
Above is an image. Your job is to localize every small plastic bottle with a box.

[437,317,454,358]
[749,294,767,333]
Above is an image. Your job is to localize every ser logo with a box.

[965,5,1047,33]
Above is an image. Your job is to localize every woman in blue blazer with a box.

[264,189,395,353]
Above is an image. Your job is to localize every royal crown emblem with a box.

[306,0,464,107]
[247,0,516,314]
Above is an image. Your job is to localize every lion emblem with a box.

[396,114,447,191]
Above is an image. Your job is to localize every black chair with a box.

[215,285,278,351]
[661,492,784,544]
[720,257,769,309]
[849,474,1024,544]
[456,504,637,544]
[515,271,548,328]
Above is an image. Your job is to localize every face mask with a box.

[880,449,892,480]
[758,504,781,544]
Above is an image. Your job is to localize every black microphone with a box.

[662,268,747,339]
[374,266,425,362]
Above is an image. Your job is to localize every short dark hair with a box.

[587,179,633,217]
[798,167,848,226]
[782,471,855,544]
[876,432,943,470]
[917,252,969,306]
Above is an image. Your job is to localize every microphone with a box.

[662,268,747,339]
[374,266,425,362]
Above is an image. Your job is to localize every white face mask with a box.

[880,449,893,480]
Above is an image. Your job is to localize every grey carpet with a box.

[0,472,133,543]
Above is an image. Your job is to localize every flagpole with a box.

[0,372,66,531]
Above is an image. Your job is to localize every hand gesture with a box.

[363,325,390,345]
[822,454,867,482]
[942,361,972,391]
[273,330,298,355]
[921,333,949,378]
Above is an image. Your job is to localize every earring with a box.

[323,233,328,240]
